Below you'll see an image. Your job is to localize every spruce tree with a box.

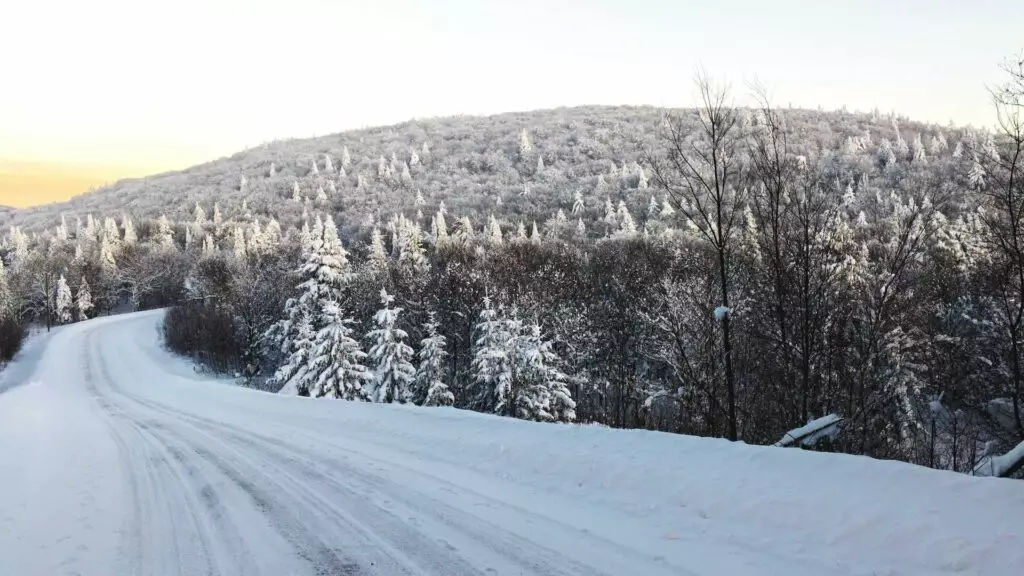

[365,289,415,403]
[412,313,454,406]
[76,277,93,321]
[307,303,371,400]
[55,275,73,324]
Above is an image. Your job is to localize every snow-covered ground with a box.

[0,311,1022,575]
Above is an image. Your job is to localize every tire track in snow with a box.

[85,326,362,576]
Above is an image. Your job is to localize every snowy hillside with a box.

[0,310,1021,575]
[1,105,935,236]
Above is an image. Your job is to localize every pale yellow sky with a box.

[1,0,1020,206]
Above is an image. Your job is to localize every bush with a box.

[0,315,28,362]
[162,301,243,374]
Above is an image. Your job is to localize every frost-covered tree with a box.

[99,234,117,270]
[153,215,174,248]
[232,226,247,260]
[193,202,207,226]
[341,146,351,168]
[411,314,454,406]
[365,289,415,403]
[530,221,541,244]
[306,303,371,400]
[55,274,72,324]
[469,296,513,412]
[368,226,389,272]
[122,216,137,245]
[487,214,503,245]
[518,128,532,158]
[323,154,334,173]
[572,190,585,215]
[76,277,92,322]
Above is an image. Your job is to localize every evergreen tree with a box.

[193,202,207,226]
[76,277,93,321]
[341,146,351,168]
[368,226,389,272]
[366,289,415,403]
[572,190,585,215]
[122,216,137,245]
[530,221,542,244]
[469,296,514,412]
[412,314,454,406]
[518,128,532,158]
[292,182,302,202]
[99,234,117,270]
[306,303,371,399]
[323,154,334,173]
[487,214,503,245]
[153,215,174,248]
[55,275,72,324]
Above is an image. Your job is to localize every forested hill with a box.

[2,105,944,239]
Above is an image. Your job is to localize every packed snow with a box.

[0,310,1022,575]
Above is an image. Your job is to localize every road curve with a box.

[1,311,1021,576]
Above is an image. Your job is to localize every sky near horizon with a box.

[1,0,1021,206]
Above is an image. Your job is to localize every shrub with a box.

[162,301,243,374]
[0,315,28,362]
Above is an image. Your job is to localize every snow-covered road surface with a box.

[1,311,1022,575]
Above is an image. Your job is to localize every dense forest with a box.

[3,61,1023,478]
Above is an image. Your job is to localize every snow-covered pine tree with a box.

[518,128,532,158]
[635,161,648,189]
[315,185,328,204]
[55,275,72,324]
[56,216,69,241]
[411,313,454,406]
[469,296,513,412]
[516,221,528,241]
[365,289,415,403]
[122,216,137,245]
[267,214,355,395]
[232,226,247,260]
[202,233,216,256]
[310,158,320,176]
[193,202,207,226]
[153,215,174,248]
[341,146,351,168]
[572,190,585,215]
[368,226,389,272]
[648,195,659,220]
[292,182,302,202]
[306,303,371,400]
[76,277,93,321]
[324,154,334,173]
[530,221,541,244]
[512,323,577,422]
[487,214,503,245]
[99,233,117,270]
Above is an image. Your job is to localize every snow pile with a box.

[775,413,843,448]
[974,440,1024,478]
[1,310,1023,576]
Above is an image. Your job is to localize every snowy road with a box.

[1,311,1023,575]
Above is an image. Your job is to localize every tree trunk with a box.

[717,246,738,442]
